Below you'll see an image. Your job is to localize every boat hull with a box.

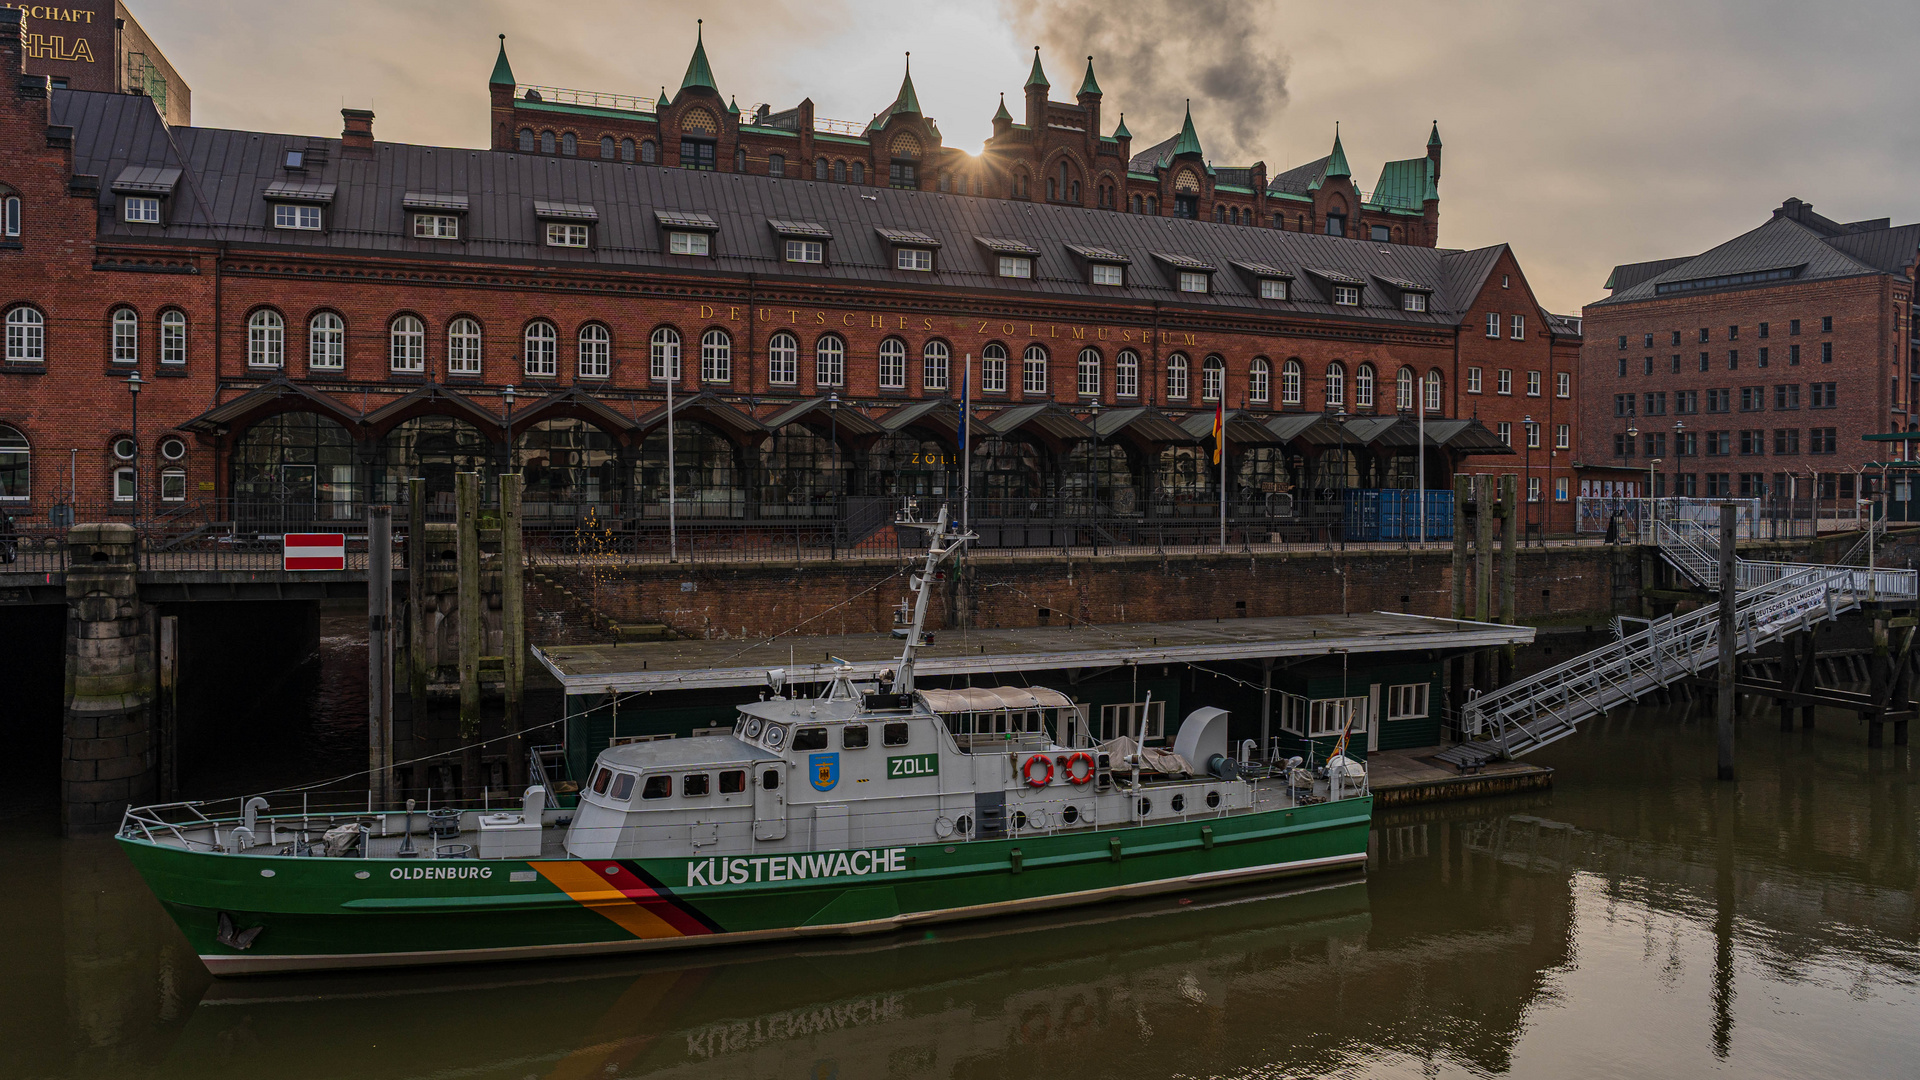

[120,796,1371,975]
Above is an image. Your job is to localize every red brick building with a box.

[0,12,1584,538]
[7,0,188,124]
[1581,198,1919,506]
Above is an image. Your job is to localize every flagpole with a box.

[666,353,678,563]
[1418,377,1427,548]
[1217,401,1227,552]
[961,352,972,534]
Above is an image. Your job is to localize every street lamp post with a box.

[1334,408,1350,551]
[502,385,516,477]
[1625,424,1639,532]
[126,371,143,524]
[1522,413,1534,546]
[828,390,840,561]
[1087,399,1101,555]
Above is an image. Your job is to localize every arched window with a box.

[815,334,845,387]
[767,331,799,385]
[577,323,611,379]
[517,128,534,153]
[539,130,555,154]
[1115,350,1140,398]
[620,137,635,162]
[878,337,907,389]
[0,424,28,500]
[700,328,731,383]
[640,140,657,164]
[1425,369,1443,412]
[561,132,577,156]
[524,321,558,376]
[1077,347,1101,398]
[1130,194,1141,214]
[1250,358,1272,405]
[247,309,283,368]
[308,312,345,371]
[735,148,746,172]
[850,161,864,184]
[1212,205,1224,223]
[1166,353,1189,401]
[1355,363,1376,408]
[1396,366,1415,411]
[648,326,680,382]
[981,342,1008,392]
[1070,180,1080,203]
[1325,362,1345,408]
[1146,196,1157,215]
[599,135,615,158]
[922,340,950,391]
[1280,359,1303,406]
[2,193,19,237]
[159,309,187,366]
[111,307,138,364]
[1201,355,1224,402]
[1015,172,1027,199]
[389,315,425,373]
[832,160,847,183]
[769,153,785,177]
[815,157,829,180]
[447,317,482,376]
[1047,177,1057,201]
[1022,345,1048,395]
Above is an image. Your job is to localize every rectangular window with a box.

[1729,349,1739,369]
[1525,422,1540,449]
[1706,431,1731,456]
[545,223,589,247]
[1180,271,1211,294]
[1821,341,1832,363]
[1614,393,1633,417]
[1773,428,1799,455]
[1092,263,1124,287]
[1821,316,1833,332]
[1644,356,1654,375]
[273,204,322,230]
[1706,388,1730,413]
[1706,473,1730,497]
[1758,346,1768,367]
[1618,357,1628,377]
[1486,313,1500,338]
[1648,432,1667,457]
[411,213,458,239]
[1260,278,1288,300]
[1527,475,1541,502]
[124,197,160,223]
[1467,367,1482,393]
[1386,683,1430,721]
[1618,335,1628,350]
[1614,432,1634,457]
[1644,333,1654,348]
[1510,314,1525,340]
[1739,430,1765,455]
[1556,371,1571,398]
[1789,343,1800,365]
[1676,390,1697,414]
[1099,700,1166,743]
[999,256,1033,279]
[1759,322,1769,338]
[1498,422,1512,446]
[1555,476,1569,501]
[113,467,135,502]
[1810,382,1837,408]
[1699,352,1710,372]
[1645,391,1666,415]
[1790,319,1801,335]
[1497,369,1512,395]
[1526,370,1541,397]
[1555,423,1570,449]
[784,239,823,263]
[1810,428,1837,454]
[896,248,933,271]
[1671,354,1681,373]
[1739,387,1763,412]
[1728,324,1739,340]
[160,470,185,502]
[1402,292,1427,312]
[668,231,709,256]
[1675,431,1697,456]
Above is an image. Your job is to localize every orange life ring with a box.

[1061,751,1096,786]
[1022,754,1054,787]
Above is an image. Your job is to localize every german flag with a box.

[1210,401,1225,465]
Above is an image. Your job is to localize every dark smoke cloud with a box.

[1002,0,1290,165]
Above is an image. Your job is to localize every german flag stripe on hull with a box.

[533,860,720,939]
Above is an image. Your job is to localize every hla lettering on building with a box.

[7,5,100,63]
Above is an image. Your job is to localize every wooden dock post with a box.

[1868,613,1888,748]
[1716,502,1736,781]
[456,472,482,744]
[1499,474,1518,687]
[407,477,428,708]
[367,504,393,809]
[499,472,526,779]
[1450,474,1469,719]
[1474,475,1494,694]
[1799,629,1817,728]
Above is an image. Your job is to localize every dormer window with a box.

[1332,285,1360,306]
[897,248,933,271]
[412,214,459,239]
[545,223,586,247]
[668,231,710,256]
[274,204,322,230]
[1178,272,1209,294]
[1261,279,1288,300]
[1402,293,1427,312]
[536,199,600,248]
[785,239,823,263]
[770,219,832,264]
[124,197,160,224]
[1066,244,1131,288]
[403,193,467,241]
[655,210,717,257]
[1092,264,1123,287]
[998,256,1032,279]
[263,179,334,232]
[878,226,943,272]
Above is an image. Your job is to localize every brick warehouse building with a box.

[1582,198,1919,507]
[0,13,1585,539]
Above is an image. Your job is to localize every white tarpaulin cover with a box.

[917,686,1074,712]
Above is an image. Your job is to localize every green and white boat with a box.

[118,512,1372,975]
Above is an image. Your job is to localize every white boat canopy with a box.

[917,686,1076,713]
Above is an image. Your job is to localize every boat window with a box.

[642,775,672,799]
[763,723,788,750]
[744,717,764,739]
[793,727,828,751]
[883,722,910,747]
[842,724,869,749]
[683,773,711,797]
[1026,710,1044,733]
[719,770,747,794]
[610,773,636,801]
[592,768,612,795]
[762,768,781,790]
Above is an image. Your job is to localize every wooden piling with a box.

[1474,475,1494,695]
[1868,614,1888,748]
[1716,502,1736,781]
[367,504,393,808]
[1499,474,1518,687]
[456,472,482,742]
[407,476,428,707]
[499,472,526,781]
[1450,474,1469,717]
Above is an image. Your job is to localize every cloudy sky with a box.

[136,0,1920,313]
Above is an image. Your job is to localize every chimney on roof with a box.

[1774,197,1812,224]
[1,8,24,79]
[341,108,375,158]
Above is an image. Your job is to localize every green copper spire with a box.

[1325,123,1351,178]
[1025,46,1049,88]
[488,34,515,87]
[1428,120,1442,147]
[679,20,718,94]
[727,95,740,116]
[891,53,921,117]
[1171,100,1203,157]
[1078,56,1101,96]
[1113,112,1131,139]
[992,93,1012,123]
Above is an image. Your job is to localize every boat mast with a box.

[895,505,971,695]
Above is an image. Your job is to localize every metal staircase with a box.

[1452,524,1918,762]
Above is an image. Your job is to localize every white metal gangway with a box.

[1454,523,1917,762]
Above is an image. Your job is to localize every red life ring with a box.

[1022,754,1054,787]
[1062,752,1096,786]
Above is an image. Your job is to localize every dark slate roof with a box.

[1127,133,1181,173]
[52,88,1507,329]
[1825,224,1920,275]
[1603,256,1692,293]
[1268,157,1330,195]
[1593,215,1906,306]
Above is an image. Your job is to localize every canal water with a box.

[3,690,1916,1078]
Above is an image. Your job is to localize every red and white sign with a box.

[283,533,346,571]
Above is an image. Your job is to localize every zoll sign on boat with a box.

[283,533,346,571]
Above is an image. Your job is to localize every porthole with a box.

[744,717,763,739]
[1171,793,1186,813]
[1206,790,1221,809]
[955,814,973,836]
[112,437,135,460]
[1137,797,1152,817]
[1012,810,1028,830]
[159,436,186,460]
[764,724,786,749]
[1061,805,1079,824]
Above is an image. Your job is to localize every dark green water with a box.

[4,699,1916,1080]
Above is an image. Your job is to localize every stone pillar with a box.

[62,523,156,836]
